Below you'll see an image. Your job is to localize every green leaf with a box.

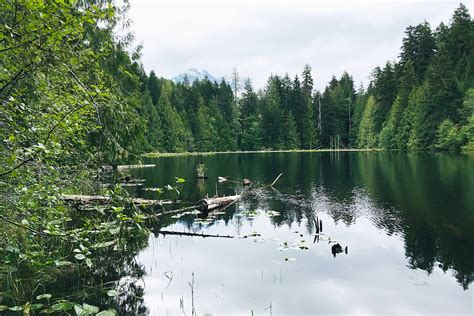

[82,303,99,314]
[36,294,52,300]
[106,289,120,297]
[74,305,84,315]
[9,306,23,311]
[85,258,93,268]
[93,240,116,249]
[30,304,44,311]
[97,310,116,316]
[175,177,185,183]
[52,301,74,311]
[0,305,9,312]
[75,253,86,260]
[55,260,73,267]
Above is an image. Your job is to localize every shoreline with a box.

[143,148,384,157]
[143,147,473,158]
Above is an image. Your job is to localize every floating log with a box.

[117,164,156,170]
[198,194,241,211]
[61,194,172,207]
[156,230,234,239]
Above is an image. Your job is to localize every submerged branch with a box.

[157,230,234,239]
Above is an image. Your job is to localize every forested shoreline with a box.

[131,4,473,154]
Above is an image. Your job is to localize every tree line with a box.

[132,4,473,154]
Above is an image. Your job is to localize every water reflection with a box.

[130,152,473,314]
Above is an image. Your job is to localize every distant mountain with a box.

[172,68,224,84]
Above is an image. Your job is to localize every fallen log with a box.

[61,194,172,207]
[198,194,241,211]
[156,230,234,238]
[117,164,156,170]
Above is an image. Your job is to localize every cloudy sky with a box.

[128,0,471,90]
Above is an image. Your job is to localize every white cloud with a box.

[129,0,469,90]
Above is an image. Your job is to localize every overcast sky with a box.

[128,0,471,90]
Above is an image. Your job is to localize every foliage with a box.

[0,0,151,313]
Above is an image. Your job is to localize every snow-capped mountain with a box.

[172,68,224,84]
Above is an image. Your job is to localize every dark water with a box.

[129,152,474,315]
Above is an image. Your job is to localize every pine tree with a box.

[380,61,416,148]
[195,97,216,152]
[400,22,436,82]
[281,112,299,149]
[261,76,284,149]
[443,3,474,90]
[148,71,161,104]
[301,64,318,148]
[357,96,379,148]
[350,83,368,146]
[239,79,261,150]
[157,82,188,152]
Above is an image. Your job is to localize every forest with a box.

[110,3,473,154]
[0,0,472,314]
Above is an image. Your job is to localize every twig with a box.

[271,173,283,186]
[189,272,196,316]
[164,270,174,289]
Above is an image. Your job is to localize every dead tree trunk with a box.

[198,195,241,211]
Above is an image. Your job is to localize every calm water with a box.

[128,152,474,315]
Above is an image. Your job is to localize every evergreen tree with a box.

[261,76,284,149]
[380,61,416,148]
[239,79,262,150]
[443,4,474,90]
[148,71,161,104]
[357,96,379,148]
[301,64,318,148]
[350,84,369,146]
[400,22,436,82]
[157,82,188,152]
[281,112,299,149]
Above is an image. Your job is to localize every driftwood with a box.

[61,194,172,207]
[157,230,234,238]
[271,173,283,186]
[198,194,241,211]
[117,164,156,170]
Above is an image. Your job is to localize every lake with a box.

[128,151,474,315]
